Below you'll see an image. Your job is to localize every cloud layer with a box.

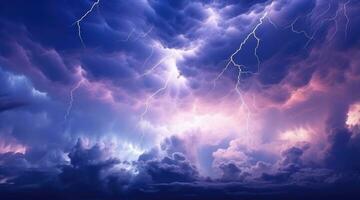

[1,0,360,199]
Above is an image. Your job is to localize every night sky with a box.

[1,0,360,199]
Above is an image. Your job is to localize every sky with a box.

[0,0,360,199]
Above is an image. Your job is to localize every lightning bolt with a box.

[138,53,174,122]
[285,2,331,46]
[142,46,154,69]
[139,55,171,77]
[327,6,341,41]
[132,26,154,41]
[119,28,135,42]
[120,26,153,42]
[344,0,351,39]
[286,16,312,40]
[210,2,353,135]
[213,12,268,136]
[305,2,343,47]
[64,80,84,122]
[140,77,170,121]
[234,65,251,135]
[74,0,100,47]
[285,1,349,47]
[314,2,332,20]
[267,16,278,29]
[213,12,268,88]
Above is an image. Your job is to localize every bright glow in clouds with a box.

[139,95,260,151]
[279,127,312,143]
[347,102,360,128]
[0,139,26,154]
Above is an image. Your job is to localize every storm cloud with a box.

[1,0,360,199]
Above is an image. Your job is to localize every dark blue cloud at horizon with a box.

[1,0,360,199]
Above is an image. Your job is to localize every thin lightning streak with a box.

[286,16,312,40]
[328,7,341,41]
[315,2,332,21]
[267,17,278,29]
[140,76,170,121]
[64,80,84,122]
[140,26,154,37]
[305,4,342,47]
[301,2,331,46]
[142,46,154,69]
[234,65,251,135]
[139,75,170,145]
[251,93,257,111]
[74,0,100,47]
[119,26,153,43]
[283,2,331,44]
[139,56,170,77]
[344,0,351,39]
[132,26,154,41]
[119,28,135,42]
[212,60,231,89]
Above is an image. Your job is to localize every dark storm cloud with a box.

[146,0,208,48]
[0,95,26,112]
[137,136,200,184]
[0,139,199,199]
[218,162,244,181]
[138,152,199,183]
[325,128,360,171]
[179,0,360,89]
[0,0,360,199]
[0,137,360,200]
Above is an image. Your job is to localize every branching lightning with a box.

[285,1,351,47]
[286,16,313,41]
[142,46,154,68]
[305,2,344,47]
[132,26,154,41]
[64,80,84,122]
[234,65,251,134]
[285,2,331,46]
[139,55,171,77]
[213,12,268,88]
[67,0,353,145]
[140,76,170,121]
[74,0,100,47]
[212,12,269,135]
[120,26,154,42]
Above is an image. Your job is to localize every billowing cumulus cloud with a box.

[0,0,360,199]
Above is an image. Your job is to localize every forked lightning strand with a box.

[74,0,100,47]
[286,16,312,40]
[119,28,135,42]
[64,80,84,122]
[139,56,170,77]
[140,76,170,121]
[120,26,153,42]
[234,65,251,134]
[213,12,268,88]
[286,1,351,47]
[305,2,343,46]
[344,0,351,39]
[142,46,154,68]
[213,12,269,135]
